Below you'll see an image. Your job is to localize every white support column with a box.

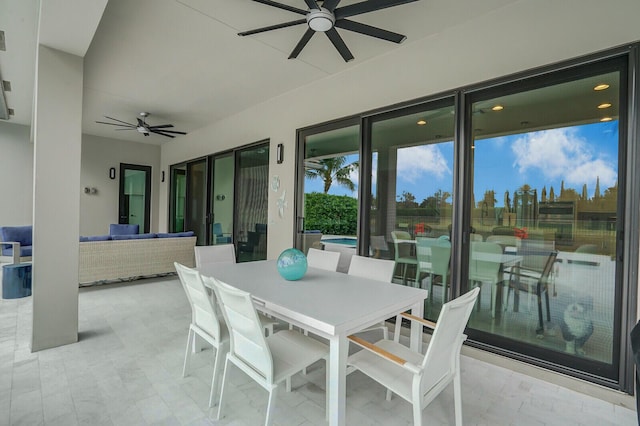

[31,45,83,351]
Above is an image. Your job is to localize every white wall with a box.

[160,0,640,259]
[0,121,33,225]
[80,134,161,236]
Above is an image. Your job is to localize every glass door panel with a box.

[210,153,234,245]
[235,143,269,262]
[465,59,624,379]
[297,123,360,257]
[368,100,455,321]
[185,159,208,245]
[169,165,186,232]
[119,163,151,233]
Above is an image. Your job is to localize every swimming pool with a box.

[322,237,357,247]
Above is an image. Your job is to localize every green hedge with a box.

[305,192,358,235]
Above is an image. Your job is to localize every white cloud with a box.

[396,145,451,184]
[511,128,617,188]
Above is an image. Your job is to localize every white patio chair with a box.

[194,243,236,268]
[391,230,418,286]
[209,277,329,426]
[348,255,396,339]
[174,263,229,408]
[468,241,503,317]
[194,245,278,335]
[415,237,451,304]
[347,287,480,426]
[306,247,340,271]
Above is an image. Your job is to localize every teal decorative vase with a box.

[277,248,308,281]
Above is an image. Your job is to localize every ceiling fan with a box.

[95,112,187,138]
[239,0,419,62]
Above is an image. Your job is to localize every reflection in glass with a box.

[467,70,621,372]
[369,101,456,321]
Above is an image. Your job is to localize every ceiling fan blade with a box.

[325,28,354,62]
[323,0,342,12]
[251,0,307,15]
[289,28,315,59]
[303,0,320,9]
[152,129,187,135]
[103,116,136,126]
[335,0,418,20]
[96,120,135,128]
[114,128,136,131]
[335,19,406,43]
[150,130,176,138]
[148,124,174,129]
[239,19,306,36]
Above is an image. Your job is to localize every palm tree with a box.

[305,156,358,194]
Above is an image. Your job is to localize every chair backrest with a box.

[175,263,222,341]
[348,255,395,283]
[307,247,340,271]
[420,287,480,393]
[415,237,437,271]
[520,240,555,272]
[391,230,413,259]
[194,244,236,268]
[469,241,502,280]
[430,239,451,276]
[486,235,520,252]
[208,277,274,382]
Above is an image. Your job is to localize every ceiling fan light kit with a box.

[307,8,335,32]
[239,0,419,62]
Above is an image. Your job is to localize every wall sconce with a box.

[109,167,116,179]
[83,187,98,195]
[276,143,284,164]
[216,194,226,201]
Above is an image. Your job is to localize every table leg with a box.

[328,335,348,426]
[409,301,424,353]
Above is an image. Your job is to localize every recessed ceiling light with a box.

[594,84,610,91]
[597,103,612,109]
[491,105,504,111]
[417,120,427,125]
[600,117,613,122]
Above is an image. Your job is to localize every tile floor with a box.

[0,275,637,425]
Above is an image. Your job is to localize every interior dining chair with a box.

[306,247,340,271]
[391,230,418,286]
[194,244,236,268]
[192,246,278,336]
[174,262,229,408]
[468,241,503,318]
[415,237,451,304]
[348,255,396,339]
[209,277,329,426]
[504,249,558,335]
[347,287,480,426]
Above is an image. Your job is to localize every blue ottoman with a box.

[2,263,32,299]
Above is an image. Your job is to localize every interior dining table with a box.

[198,259,428,426]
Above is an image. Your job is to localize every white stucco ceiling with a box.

[0,0,526,144]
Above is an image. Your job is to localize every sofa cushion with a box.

[109,224,140,236]
[80,235,111,242]
[156,231,195,238]
[111,233,156,240]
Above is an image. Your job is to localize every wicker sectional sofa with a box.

[78,233,196,286]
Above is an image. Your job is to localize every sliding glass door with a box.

[366,99,456,321]
[463,56,626,382]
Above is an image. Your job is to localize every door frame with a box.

[118,163,151,233]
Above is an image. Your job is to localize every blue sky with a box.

[305,121,619,205]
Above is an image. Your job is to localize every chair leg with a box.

[536,283,544,334]
[216,357,230,420]
[491,281,498,319]
[453,370,463,426]
[544,285,551,321]
[412,394,422,426]
[208,344,224,407]
[385,388,393,401]
[265,386,278,426]
[182,328,193,378]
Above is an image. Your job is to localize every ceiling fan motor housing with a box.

[307,8,335,32]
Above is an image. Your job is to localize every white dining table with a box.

[198,259,428,426]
